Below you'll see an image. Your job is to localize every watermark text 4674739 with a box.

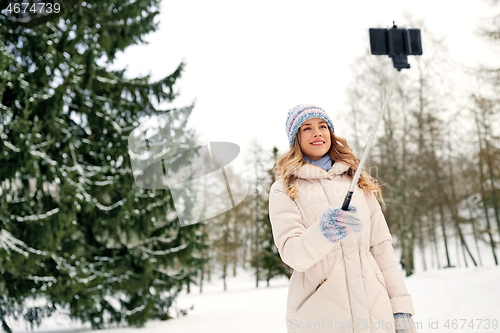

[4,1,61,15]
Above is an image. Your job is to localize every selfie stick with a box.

[341,70,401,210]
[341,22,422,211]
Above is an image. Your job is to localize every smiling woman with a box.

[269,104,417,333]
[298,118,331,161]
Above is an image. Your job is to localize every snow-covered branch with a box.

[128,235,177,248]
[0,229,48,256]
[26,275,57,283]
[0,131,21,152]
[140,242,189,256]
[14,207,60,222]
[68,177,127,211]
[154,267,189,280]
[29,150,58,166]
[85,271,132,293]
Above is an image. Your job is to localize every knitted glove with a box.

[318,205,364,243]
[394,313,417,333]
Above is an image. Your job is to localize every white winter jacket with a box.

[269,161,415,333]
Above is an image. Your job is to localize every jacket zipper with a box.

[296,278,327,310]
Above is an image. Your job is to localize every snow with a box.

[128,235,178,248]
[25,276,57,283]
[28,150,57,166]
[3,140,20,152]
[95,76,117,85]
[66,176,127,211]
[94,197,127,211]
[0,229,48,257]
[13,207,60,222]
[140,242,190,256]
[5,263,500,333]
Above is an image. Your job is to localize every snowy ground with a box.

[6,263,500,333]
[6,214,500,333]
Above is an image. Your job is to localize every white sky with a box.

[111,0,499,173]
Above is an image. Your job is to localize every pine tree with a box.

[252,147,292,285]
[0,1,208,331]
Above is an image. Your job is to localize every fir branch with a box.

[12,207,59,223]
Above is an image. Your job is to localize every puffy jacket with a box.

[269,161,415,333]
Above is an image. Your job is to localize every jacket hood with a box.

[294,160,350,180]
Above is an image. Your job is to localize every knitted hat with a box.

[286,104,335,147]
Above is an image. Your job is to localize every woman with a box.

[268,104,417,333]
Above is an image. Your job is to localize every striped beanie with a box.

[286,104,335,147]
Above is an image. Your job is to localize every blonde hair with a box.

[273,129,384,204]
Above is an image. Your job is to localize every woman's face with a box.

[299,117,331,161]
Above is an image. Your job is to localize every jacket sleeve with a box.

[367,192,416,316]
[268,180,337,273]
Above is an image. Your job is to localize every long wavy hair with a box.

[273,128,384,204]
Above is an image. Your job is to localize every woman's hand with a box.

[394,313,417,333]
[319,205,364,243]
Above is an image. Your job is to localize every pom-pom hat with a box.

[286,104,335,147]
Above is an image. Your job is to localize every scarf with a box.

[303,154,333,172]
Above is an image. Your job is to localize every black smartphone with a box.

[369,26,423,56]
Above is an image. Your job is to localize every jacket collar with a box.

[294,160,350,180]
